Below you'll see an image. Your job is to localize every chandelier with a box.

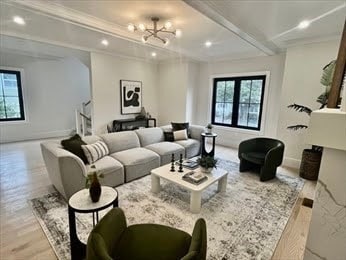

[127,17,182,45]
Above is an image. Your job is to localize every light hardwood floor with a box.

[0,139,316,259]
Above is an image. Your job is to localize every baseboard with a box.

[283,157,301,169]
[0,129,73,143]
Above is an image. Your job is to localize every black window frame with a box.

[211,75,266,131]
[0,69,25,122]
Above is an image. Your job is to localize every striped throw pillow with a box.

[81,141,109,164]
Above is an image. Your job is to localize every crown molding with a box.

[7,0,206,62]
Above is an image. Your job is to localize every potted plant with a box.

[287,60,336,180]
[197,156,218,173]
[85,165,104,202]
[205,123,213,134]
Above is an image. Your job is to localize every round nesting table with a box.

[68,186,118,260]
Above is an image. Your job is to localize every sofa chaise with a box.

[41,125,204,200]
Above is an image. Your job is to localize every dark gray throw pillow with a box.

[171,122,191,138]
[61,134,88,164]
[164,131,174,142]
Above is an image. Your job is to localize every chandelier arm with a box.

[154,35,166,44]
[160,30,176,35]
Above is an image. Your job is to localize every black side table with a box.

[68,186,118,260]
[201,132,218,157]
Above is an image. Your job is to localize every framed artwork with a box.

[120,80,142,114]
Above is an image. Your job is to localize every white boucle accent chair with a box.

[41,125,204,200]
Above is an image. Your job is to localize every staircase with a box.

[75,100,92,136]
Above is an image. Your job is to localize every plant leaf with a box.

[287,104,312,115]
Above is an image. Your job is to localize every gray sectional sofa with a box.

[41,125,204,200]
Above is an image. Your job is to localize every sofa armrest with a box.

[265,145,285,167]
[41,142,87,200]
[185,218,207,260]
[189,125,205,140]
[87,208,127,260]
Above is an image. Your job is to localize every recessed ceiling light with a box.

[127,23,136,32]
[205,41,212,47]
[298,20,310,29]
[151,52,157,57]
[101,39,109,46]
[13,16,25,25]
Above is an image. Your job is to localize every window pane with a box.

[223,103,232,124]
[248,104,260,127]
[238,103,249,126]
[4,97,21,118]
[240,80,251,103]
[3,78,19,96]
[3,74,16,80]
[0,97,6,119]
[250,80,263,103]
[225,81,234,102]
[216,81,225,102]
[215,103,224,123]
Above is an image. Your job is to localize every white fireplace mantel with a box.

[304,108,346,260]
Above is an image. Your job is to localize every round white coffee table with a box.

[68,186,118,260]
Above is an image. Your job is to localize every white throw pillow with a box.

[173,129,188,141]
[81,141,109,164]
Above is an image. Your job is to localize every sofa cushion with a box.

[145,142,184,165]
[163,131,174,142]
[82,135,102,144]
[111,148,160,182]
[101,131,140,154]
[86,156,124,186]
[135,127,164,147]
[82,141,109,164]
[61,134,88,164]
[175,139,201,159]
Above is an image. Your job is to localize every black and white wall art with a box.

[120,80,142,114]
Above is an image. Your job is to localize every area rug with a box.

[30,159,304,260]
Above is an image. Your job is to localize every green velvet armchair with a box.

[238,138,285,181]
[87,208,207,260]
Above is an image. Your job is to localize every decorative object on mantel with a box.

[120,80,142,114]
[205,123,213,134]
[287,60,336,180]
[127,17,182,45]
[85,165,103,202]
[29,158,304,260]
[197,156,217,173]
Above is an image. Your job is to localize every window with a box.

[211,75,266,130]
[0,69,25,121]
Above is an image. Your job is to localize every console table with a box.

[108,118,156,132]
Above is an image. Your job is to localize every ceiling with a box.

[0,0,345,62]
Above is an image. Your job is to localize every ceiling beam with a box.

[183,0,277,55]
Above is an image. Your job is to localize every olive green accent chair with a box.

[238,138,285,181]
[87,208,207,260]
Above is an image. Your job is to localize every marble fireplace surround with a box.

[304,108,346,260]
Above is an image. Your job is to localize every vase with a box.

[200,167,213,174]
[206,128,212,134]
[89,173,101,202]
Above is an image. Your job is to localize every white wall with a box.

[0,53,90,143]
[157,60,200,126]
[194,54,286,148]
[277,40,339,167]
[90,52,158,134]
